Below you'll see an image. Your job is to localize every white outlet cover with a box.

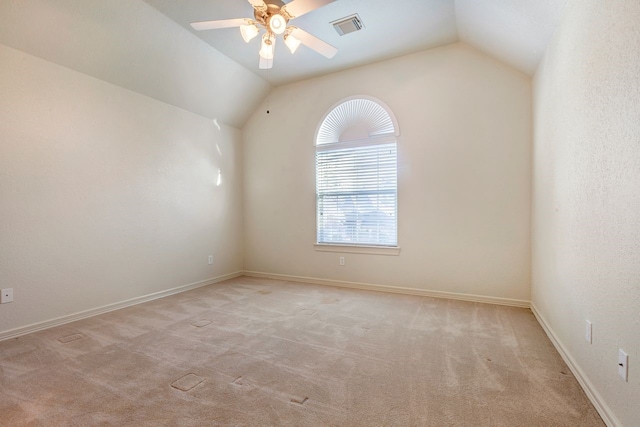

[618,349,629,382]
[585,320,592,344]
[1,288,13,304]
[208,255,213,265]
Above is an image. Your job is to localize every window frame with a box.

[314,96,400,254]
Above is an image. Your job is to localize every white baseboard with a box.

[0,271,243,342]
[530,303,620,427]
[243,271,530,308]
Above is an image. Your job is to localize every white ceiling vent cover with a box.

[332,14,364,36]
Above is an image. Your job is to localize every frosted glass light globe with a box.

[269,14,286,35]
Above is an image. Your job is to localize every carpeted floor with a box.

[0,276,604,426]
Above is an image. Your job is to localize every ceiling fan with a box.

[191,0,338,69]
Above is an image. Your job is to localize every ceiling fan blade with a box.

[247,0,267,8]
[283,0,337,18]
[290,28,337,58]
[259,55,273,70]
[190,18,247,31]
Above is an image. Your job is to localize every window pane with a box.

[316,143,397,246]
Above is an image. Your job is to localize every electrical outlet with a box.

[1,288,14,304]
[208,255,213,265]
[585,320,592,344]
[339,256,345,266]
[618,349,629,382]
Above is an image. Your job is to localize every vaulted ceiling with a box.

[147,0,568,85]
[0,0,568,126]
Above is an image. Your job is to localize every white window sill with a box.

[314,244,401,256]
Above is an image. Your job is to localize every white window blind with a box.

[316,140,397,246]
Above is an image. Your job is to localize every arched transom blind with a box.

[316,98,397,144]
[316,98,398,247]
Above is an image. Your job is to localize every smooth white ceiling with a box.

[456,0,568,74]
[146,0,568,85]
[0,0,270,127]
[0,0,569,126]
[145,0,458,86]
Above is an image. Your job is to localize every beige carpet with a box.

[0,276,604,426]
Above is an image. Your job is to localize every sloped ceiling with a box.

[145,0,459,86]
[148,0,569,85]
[0,0,270,128]
[456,0,568,74]
[0,0,568,126]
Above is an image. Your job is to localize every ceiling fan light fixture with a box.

[259,33,275,59]
[284,33,301,54]
[190,0,340,70]
[240,23,259,43]
[268,13,287,35]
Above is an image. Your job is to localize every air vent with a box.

[331,14,364,36]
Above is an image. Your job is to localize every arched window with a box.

[315,96,399,247]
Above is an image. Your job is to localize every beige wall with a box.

[243,43,532,302]
[0,44,244,335]
[532,0,640,425]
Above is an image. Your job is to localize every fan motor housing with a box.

[254,0,289,26]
